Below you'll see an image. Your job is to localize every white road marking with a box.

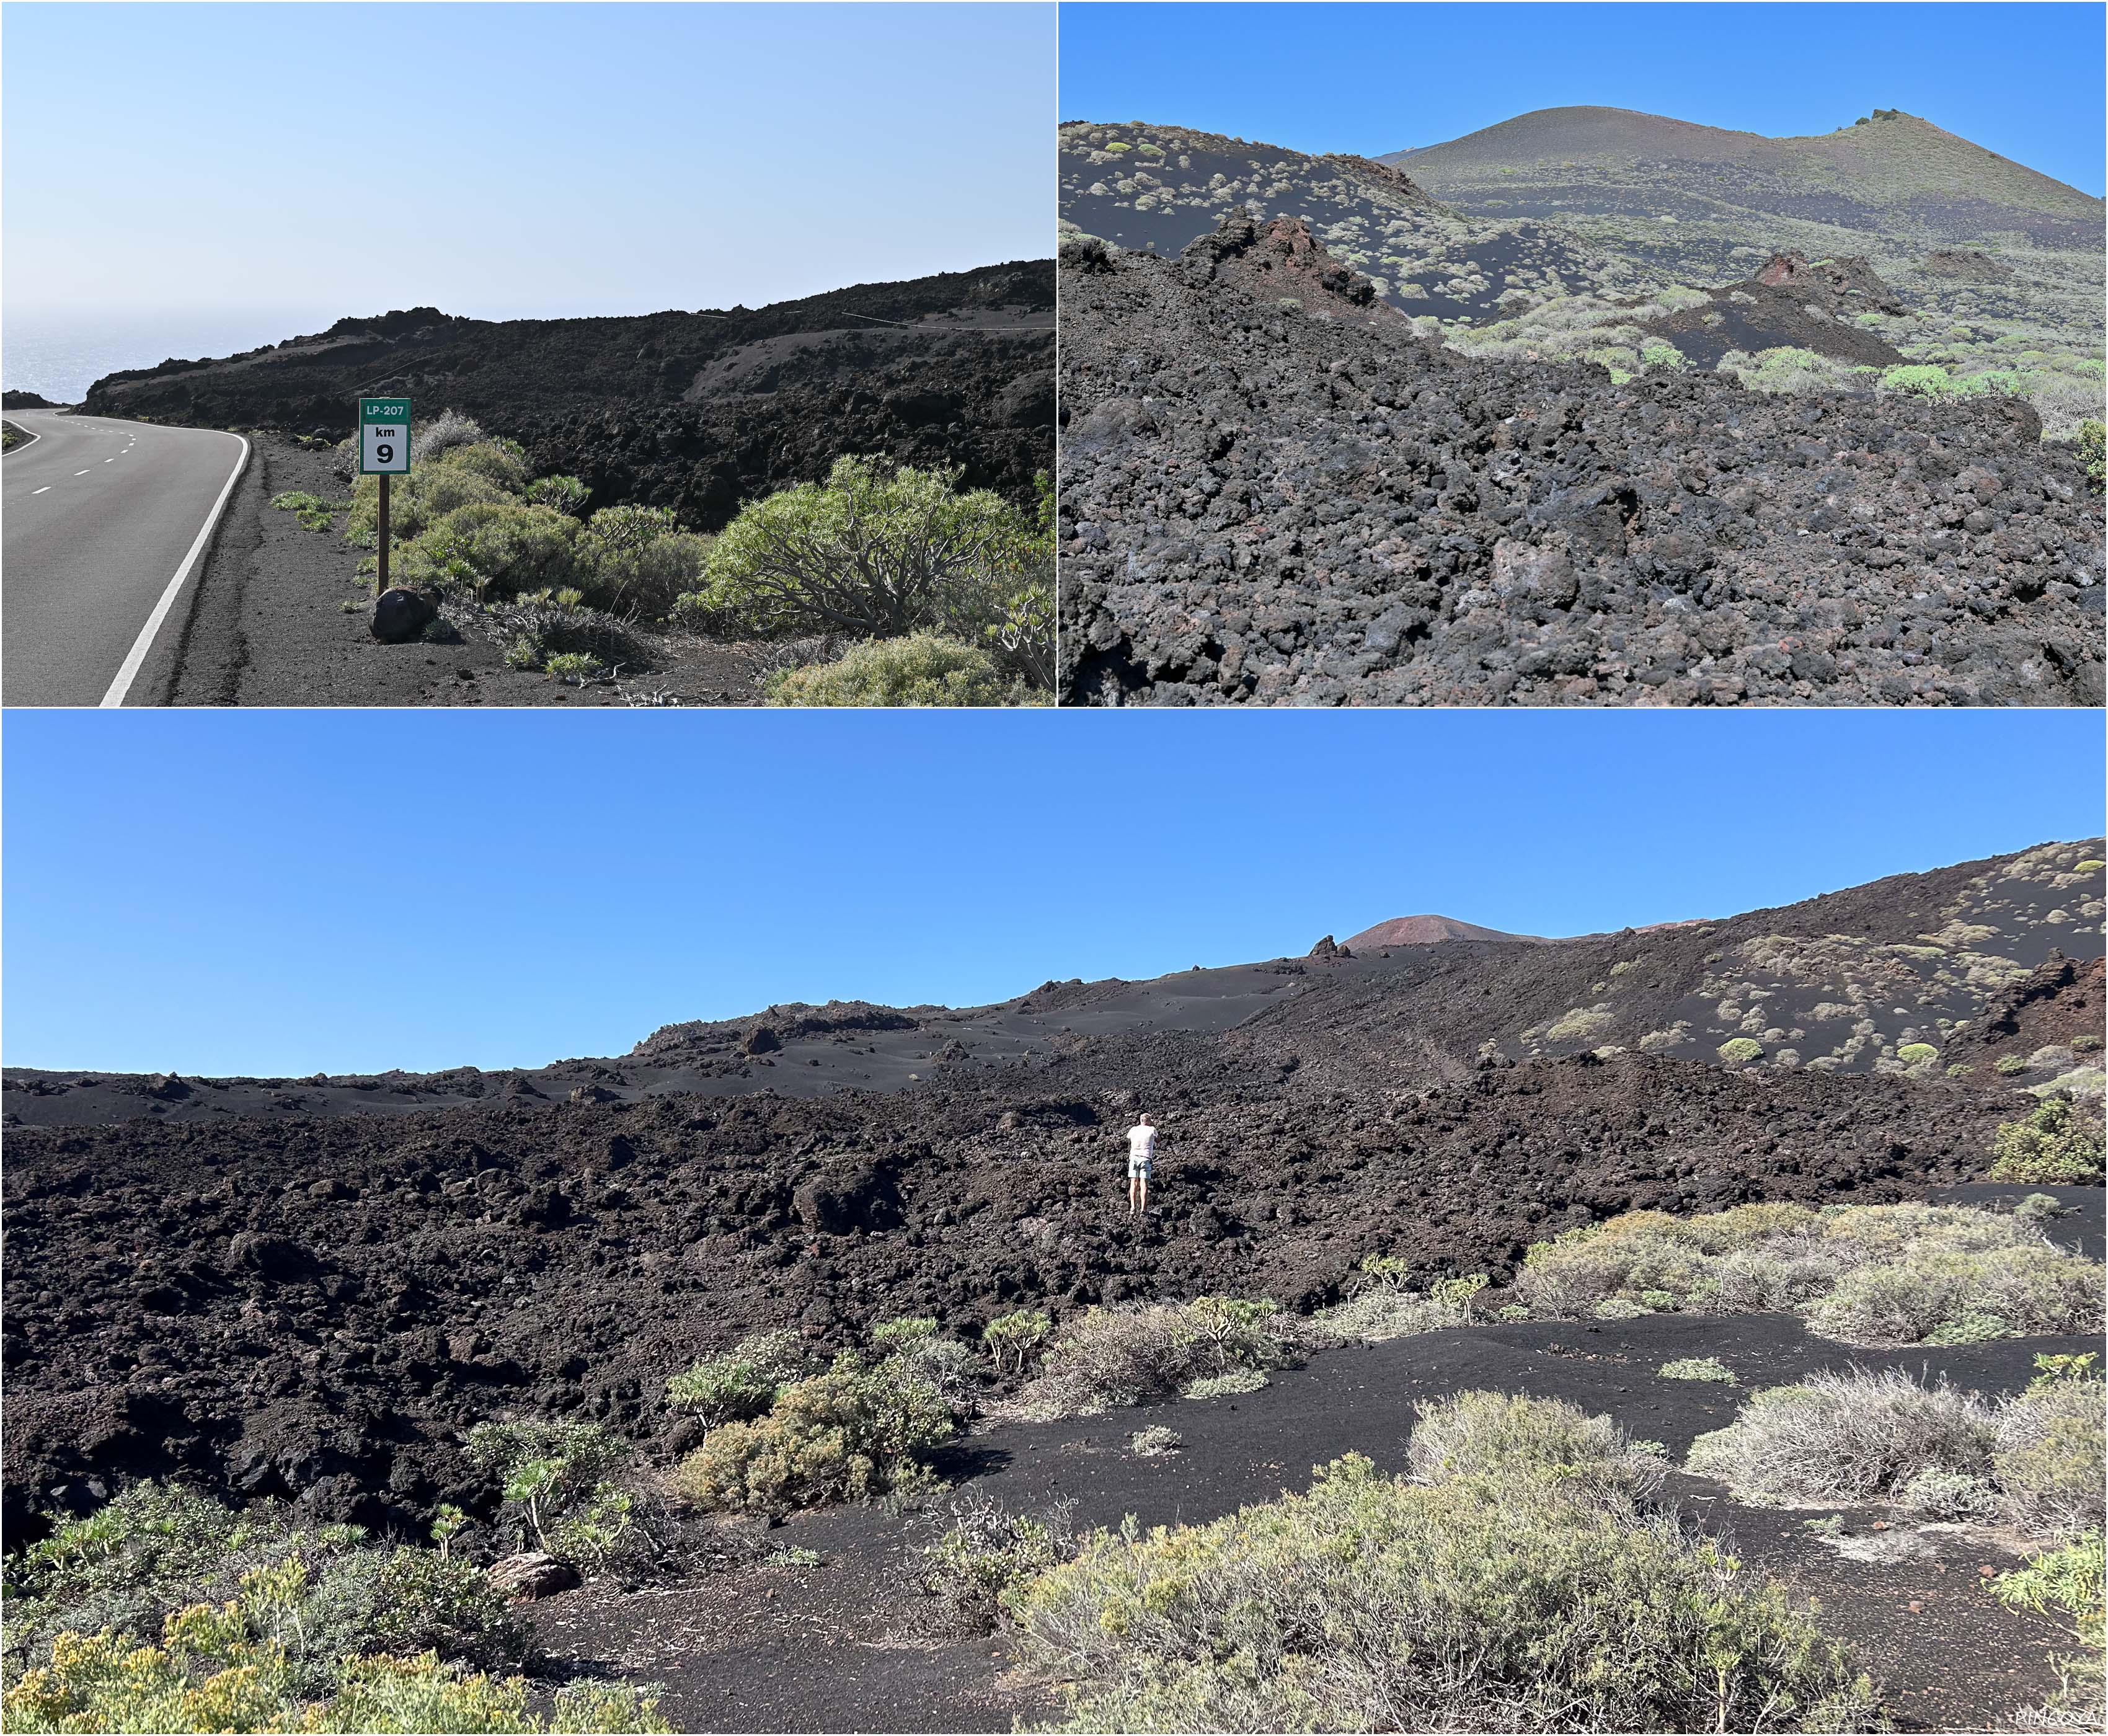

[32,485,50,494]
[74,469,89,476]
[101,432,250,707]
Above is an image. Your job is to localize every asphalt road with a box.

[2,410,248,706]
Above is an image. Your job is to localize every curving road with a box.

[3,410,248,706]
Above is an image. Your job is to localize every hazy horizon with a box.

[3,2,1053,337]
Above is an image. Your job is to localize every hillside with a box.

[78,260,1055,526]
[1386,107,2105,419]
[3,842,2102,1735]
[1060,120,1644,319]
[1388,107,2104,254]
[1065,111,2103,441]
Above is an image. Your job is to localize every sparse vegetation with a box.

[918,1494,1075,1634]
[665,1329,810,1432]
[1515,1201,2104,1347]
[1018,1297,1296,1420]
[1129,1425,1183,1456]
[270,490,345,532]
[1688,1363,2105,1541]
[981,1309,1054,1375]
[1010,1396,1878,1733]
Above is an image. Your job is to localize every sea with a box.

[3,307,344,404]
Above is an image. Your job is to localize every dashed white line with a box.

[32,485,50,494]
[74,469,89,476]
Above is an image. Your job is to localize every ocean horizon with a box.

[3,307,345,404]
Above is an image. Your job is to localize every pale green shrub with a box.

[763,633,1025,707]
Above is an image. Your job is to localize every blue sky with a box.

[4,710,2101,1077]
[2,2,1052,323]
[1060,2,2107,195]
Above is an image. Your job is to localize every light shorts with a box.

[1128,1156,1153,1180]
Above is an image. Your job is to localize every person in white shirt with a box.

[1127,1114,1158,1216]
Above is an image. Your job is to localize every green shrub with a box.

[465,1420,640,1572]
[2076,419,2105,494]
[1896,1043,1939,1065]
[1660,1357,1737,1383]
[1901,1468,2001,1521]
[981,1309,1054,1375]
[1020,1298,1294,1420]
[666,1329,810,1431]
[543,651,605,684]
[0,1602,670,1734]
[1991,1532,2104,1722]
[1009,1450,1878,1733]
[696,456,1035,640]
[763,632,1025,707]
[1686,1369,1998,1505]
[674,1350,955,1514]
[1996,1054,2032,1076]
[1130,1425,1184,1456]
[525,474,591,516]
[1996,1373,2107,1541]
[1717,1037,1765,1065]
[0,1484,526,1692]
[270,490,342,531]
[1990,1095,2105,1184]
[1406,1390,1668,1512]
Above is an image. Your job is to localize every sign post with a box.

[357,397,412,595]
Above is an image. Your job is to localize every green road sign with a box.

[358,397,412,474]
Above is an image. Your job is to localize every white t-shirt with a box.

[1128,1124,1157,1160]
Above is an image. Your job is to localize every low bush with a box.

[762,632,1027,706]
[1180,1368,1267,1399]
[1990,1096,2106,1185]
[2076,418,2105,494]
[693,457,1033,639]
[918,1494,1074,1634]
[666,1329,810,1432]
[1996,1368,2108,1541]
[1406,1389,1668,1511]
[981,1309,1053,1375]
[674,1350,955,1515]
[1515,1201,2103,1347]
[1902,1468,2001,1521]
[1129,1426,1183,1456]
[1686,1369,1999,1506]
[1310,1289,1462,1342]
[270,490,343,531]
[1009,1446,1879,1733]
[1,1603,670,1734]
[1019,1298,1295,1420]
[1660,1357,1737,1383]
[1,1483,527,1692]
[466,1420,645,1573]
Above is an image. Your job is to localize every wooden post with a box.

[378,472,391,596]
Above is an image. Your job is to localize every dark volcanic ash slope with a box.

[2,844,2099,1542]
[1059,120,1643,319]
[1056,216,2104,707]
[78,262,1053,525]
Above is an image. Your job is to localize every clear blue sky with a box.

[2,2,1053,322]
[4,710,2101,1077]
[1060,2,2107,196]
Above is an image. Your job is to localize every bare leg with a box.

[1128,1175,1138,1215]
[1138,1176,1149,1213]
